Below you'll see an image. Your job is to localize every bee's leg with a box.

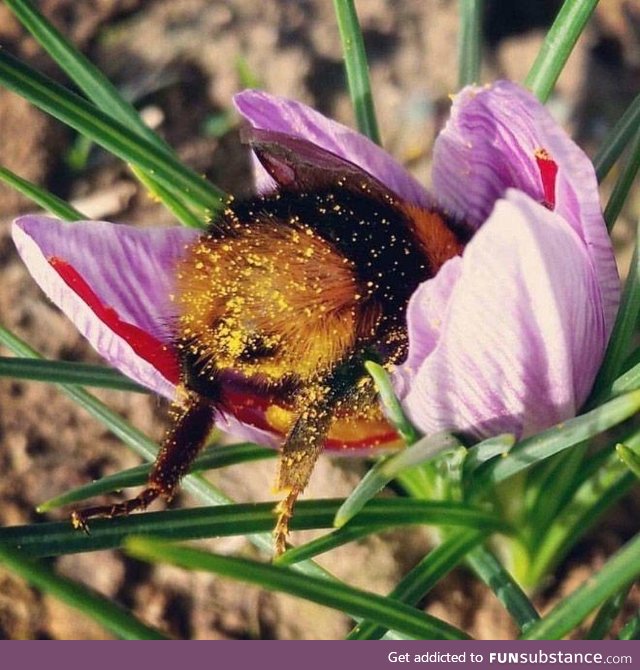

[273,360,363,555]
[273,401,334,555]
[71,389,216,532]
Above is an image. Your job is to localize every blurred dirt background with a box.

[0,0,639,639]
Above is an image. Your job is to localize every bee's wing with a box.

[242,127,399,203]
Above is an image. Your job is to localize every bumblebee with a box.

[72,134,466,554]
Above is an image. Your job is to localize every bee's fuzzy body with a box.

[176,183,462,415]
[72,145,467,555]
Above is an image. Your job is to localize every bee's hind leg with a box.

[273,403,333,555]
[71,389,216,532]
[273,359,364,556]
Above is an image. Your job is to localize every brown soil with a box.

[0,0,639,639]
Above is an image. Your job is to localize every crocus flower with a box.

[12,81,619,450]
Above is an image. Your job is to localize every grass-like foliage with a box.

[0,0,639,640]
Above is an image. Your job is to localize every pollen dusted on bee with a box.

[70,182,467,555]
[175,215,362,385]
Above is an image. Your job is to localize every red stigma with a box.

[535,148,558,209]
[48,257,180,385]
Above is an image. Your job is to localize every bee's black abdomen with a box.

[177,180,463,392]
[222,185,434,324]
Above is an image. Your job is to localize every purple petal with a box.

[11,216,395,452]
[398,190,608,439]
[218,413,280,449]
[393,256,462,398]
[234,89,433,209]
[248,150,278,194]
[12,216,198,398]
[433,80,619,336]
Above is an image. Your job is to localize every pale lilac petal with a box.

[399,190,607,439]
[433,80,619,336]
[12,216,198,398]
[249,150,278,193]
[234,89,433,209]
[10,216,378,449]
[393,257,463,398]
[218,413,280,449]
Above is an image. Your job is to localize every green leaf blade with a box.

[4,0,170,155]
[126,538,471,640]
[604,132,640,231]
[466,546,540,633]
[0,499,506,558]
[365,361,421,443]
[332,0,381,144]
[594,92,640,182]
[37,442,275,512]
[0,357,147,393]
[347,529,487,640]
[522,532,640,639]
[475,389,640,489]
[334,432,462,527]
[591,223,640,399]
[0,545,167,639]
[585,587,632,639]
[0,165,85,220]
[525,0,599,102]
[0,50,225,214]
[458,0,483,88]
